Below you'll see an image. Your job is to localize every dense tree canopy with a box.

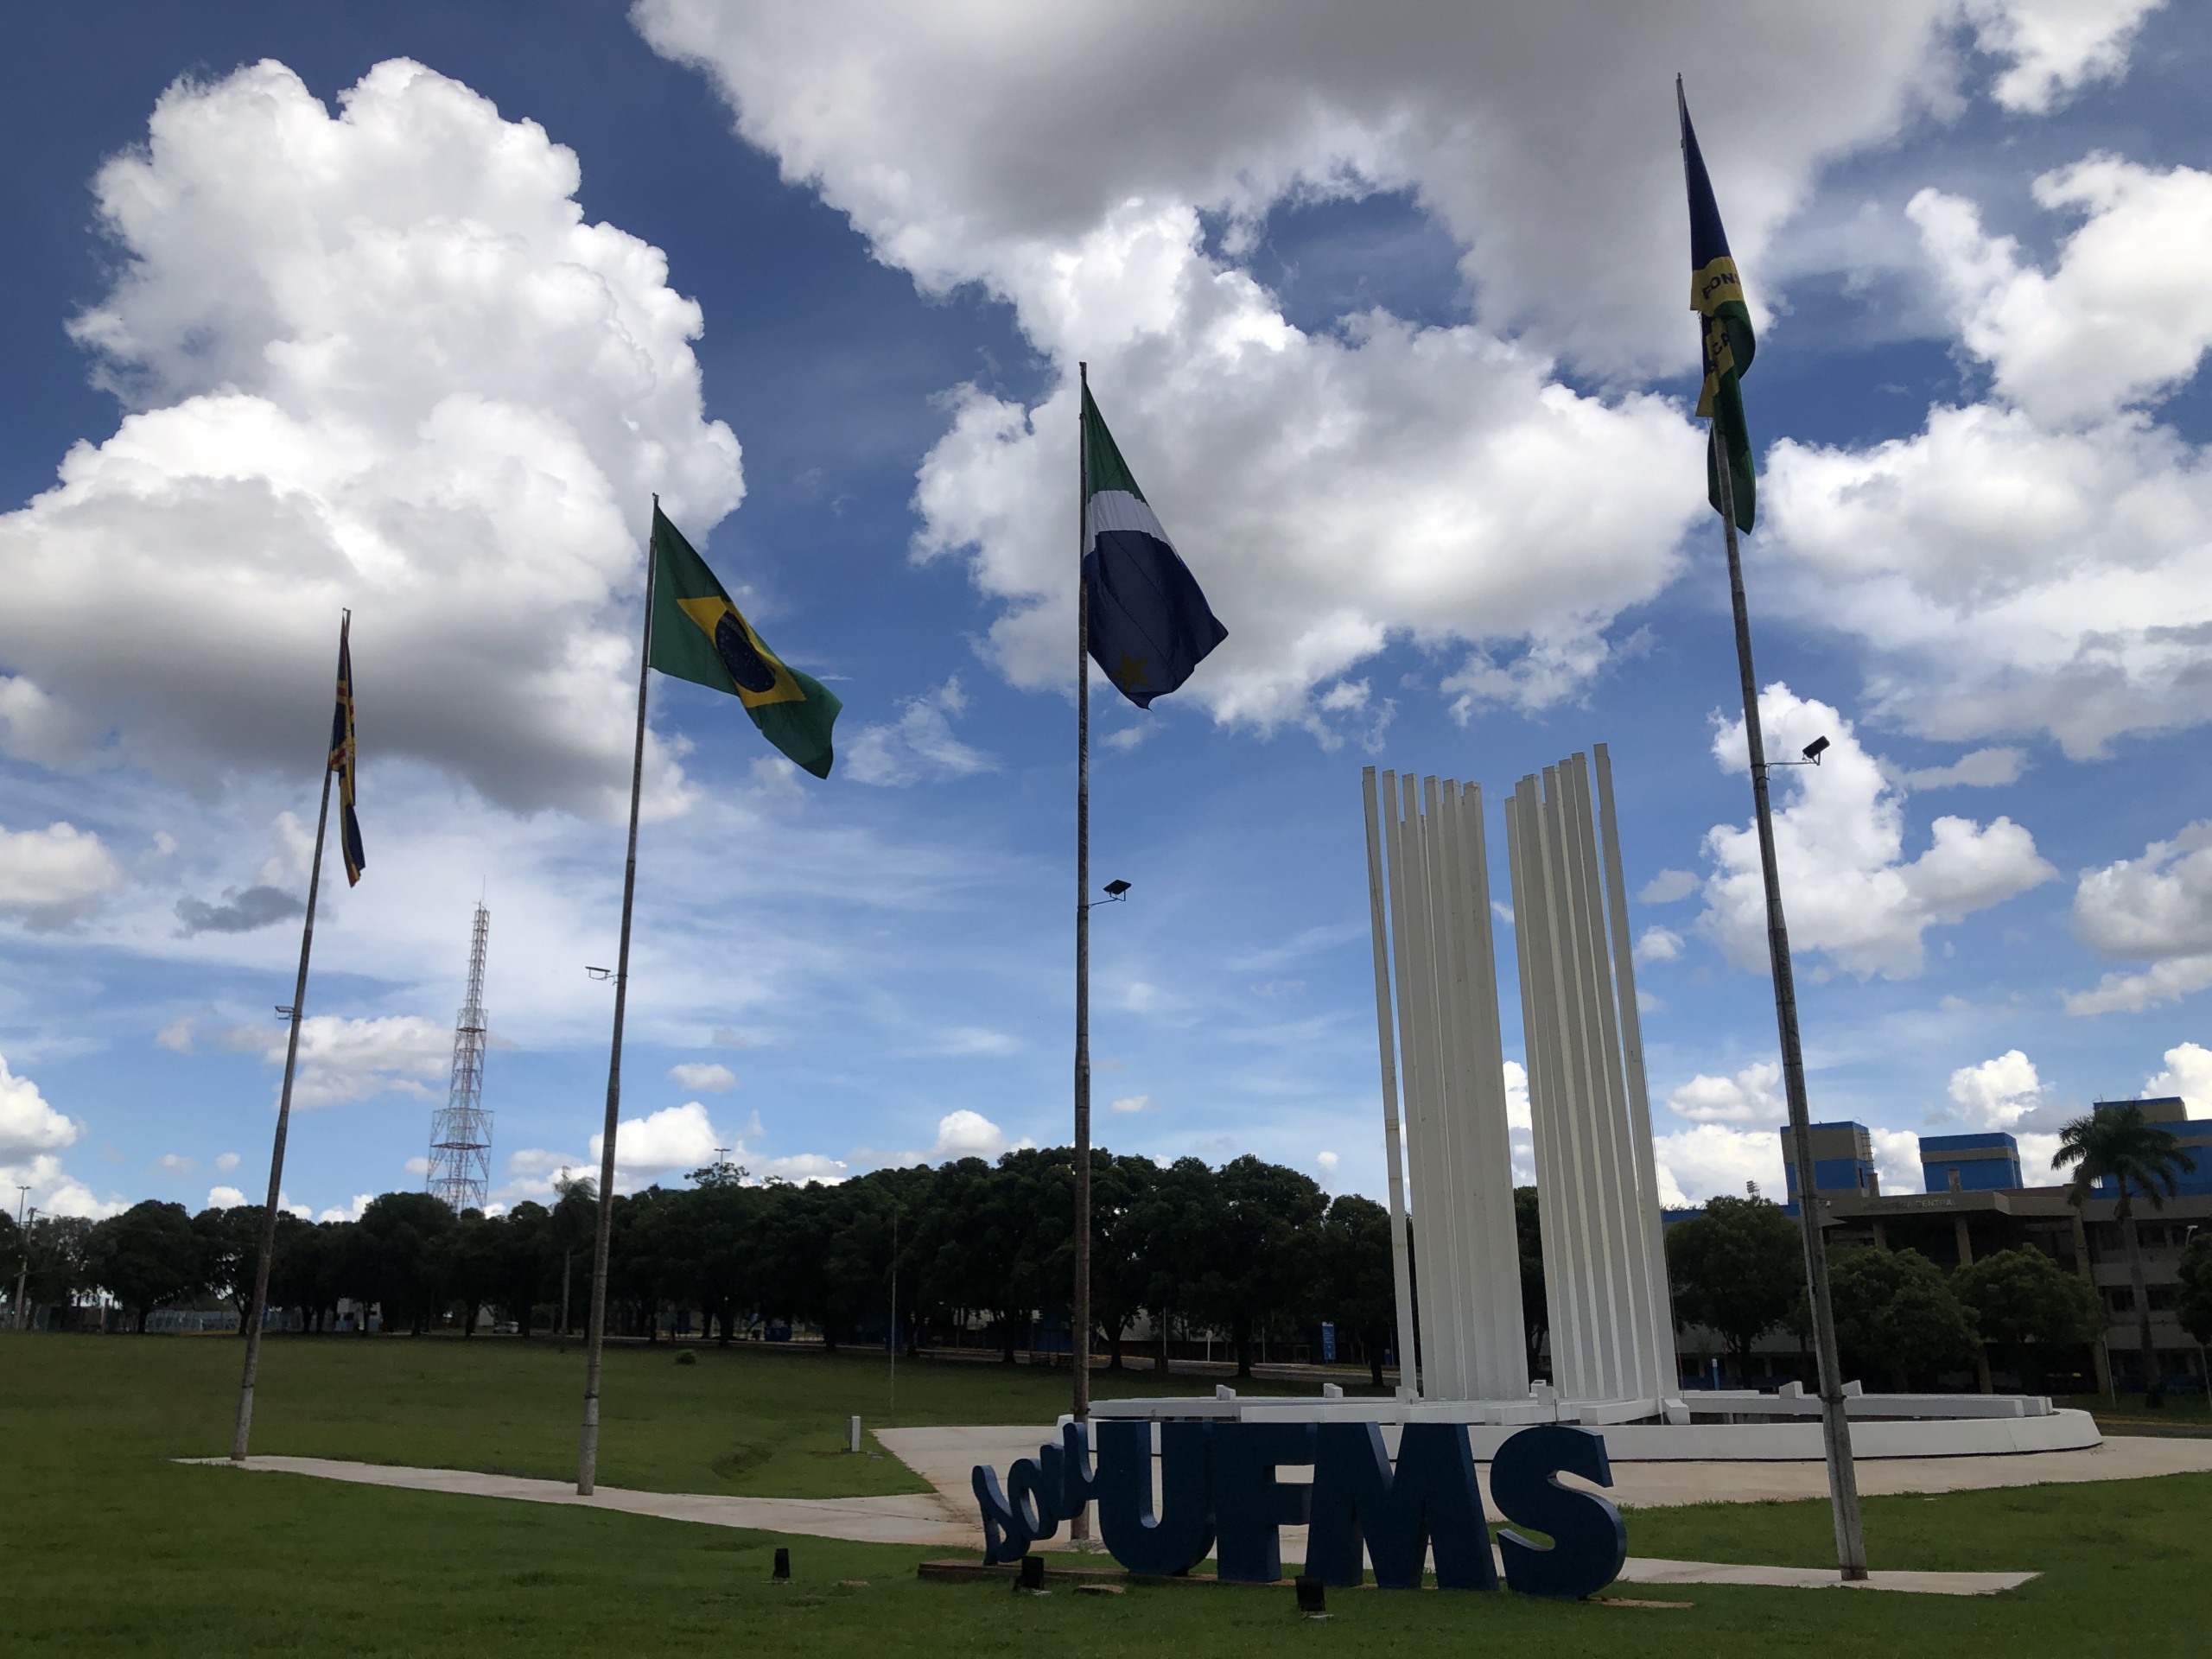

[1826,1246,1978,1389]
[22,1148,1397,1367]
[1665,1194,1803,1377]
[85,1201,200,1333]
[1952,1247,2103,1392]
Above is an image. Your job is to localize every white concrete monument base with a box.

[1090,1386,2102,1460]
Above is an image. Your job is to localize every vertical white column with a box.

[1509,779,1581,1396]
[1361,768,1421,1400]
[1456,782,1529,1398]
[1427,775,1482,1397]
[1386,776,1451,1398]
[1512,749,1682,1408]
[1560,756,1643,1399]
[1595,744,1679,1401]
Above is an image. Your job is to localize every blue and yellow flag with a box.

[1679,78,1757,532]
[1083,384,1226,709]
[328,614,365,886]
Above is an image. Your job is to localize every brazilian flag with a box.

[1678,79,1756,532]
[647,506,842,779]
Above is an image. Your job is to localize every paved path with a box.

[188,1429,2212,1599]
[1615,1558,2035,1596]
[178,1456,974,1547]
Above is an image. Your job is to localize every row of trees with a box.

[10,1099,2202,1395]
[0,1151,1407,1381]
[1664,1193,2128,1391]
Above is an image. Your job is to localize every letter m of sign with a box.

[1306,1421,1498,1591]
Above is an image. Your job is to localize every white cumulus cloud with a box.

[0,822,124,930]
[1651,1123,1786,1209]
[2144,1041,2212,1116]
[2066,820,2212,1014]
[1965,0,2166,115]
[226,1014,452,1109]
[1767,156,2212,761]
[1699,685,2054,978]
[1947,1049,2044,1128]
[1666,1060,1784,1126]
[843,678,998,786]
[669,1062,737,1093]
[0,59,742,814]
[639,0,2113,731]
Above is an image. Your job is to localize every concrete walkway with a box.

[188,1428,2212,1599]
[178,1456,975,1547]
[1615,1558,2036,1596]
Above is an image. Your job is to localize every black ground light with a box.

[772,1547,791,1583]
[1016,1554,1047,1593]
[1294,1577,1327,1618]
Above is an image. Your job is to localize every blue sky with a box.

[3,0,2211,1224]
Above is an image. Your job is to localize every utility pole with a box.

[1712,428,1867,1580]
[12,1196,33,1332]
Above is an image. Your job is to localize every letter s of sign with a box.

[1487,1424,1628,1599]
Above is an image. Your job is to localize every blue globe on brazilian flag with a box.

[648,507,842,779]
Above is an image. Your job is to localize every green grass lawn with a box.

[4,1332,2209,1656]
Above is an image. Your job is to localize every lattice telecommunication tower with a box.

[427,903,493,1212]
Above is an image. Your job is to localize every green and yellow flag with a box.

[648,506,842,779]
[1678,78,1757,532]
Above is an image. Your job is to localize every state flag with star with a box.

[647,505,842,778]
[1082,384,1226,709]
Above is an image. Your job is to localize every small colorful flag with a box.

[648,506,842,779]
[328,614,365,886]
[1678,79,1758,532]
[1083,384,1226,709]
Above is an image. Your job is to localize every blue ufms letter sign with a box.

[974,1420,1626,1599]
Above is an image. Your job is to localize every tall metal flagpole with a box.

[232,613,345,1461]
[1711,430,1867,1579]
[578,502,658,1497]
[1071,364,1095,1517]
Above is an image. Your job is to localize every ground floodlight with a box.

[1295,1577,1326,1618]
[1802,735,1830,763]
[772,1547,791,1583]
[1017,1554,1046,1593]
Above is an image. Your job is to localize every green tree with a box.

[1086,1153,1156,1369]
[2175,1230,2212,1351]
[431,1210,506,1335]
[481,1201,547,1335]
[1827,1246,1977,1389]
[354,1192,455,1333]
[548,1174,597,1337]
[86,1201,202,1332]
[2056,1103,2196,1406]
[0,1209,22,1309]
[22,1215,93,1323]
[1953,1247,2104,1392]
[1665,1194,1803,1383]
[1122,1156,1214,1375]
[1317,1192,1396,1388]
[1185,1154,1327,1376]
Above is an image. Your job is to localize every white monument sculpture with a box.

[1088,745,2100,1459]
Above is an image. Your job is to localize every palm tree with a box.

[2056,1104,2196,1407]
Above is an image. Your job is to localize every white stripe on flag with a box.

[1085,488,1172,551]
